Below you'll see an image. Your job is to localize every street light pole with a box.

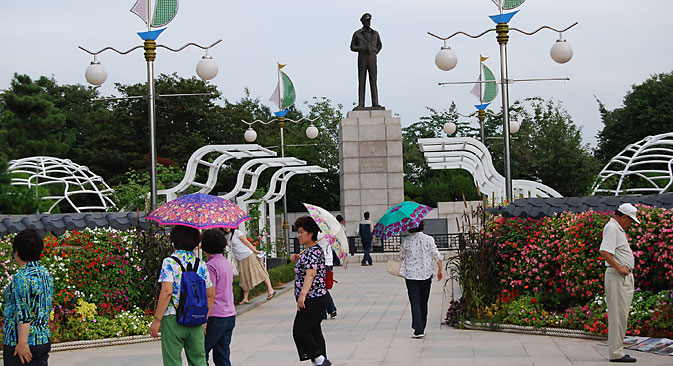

[144,37,159,211]
[429,9,577,202]
[496,21,513,200]
[243,113,320,251]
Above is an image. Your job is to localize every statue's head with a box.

[360,13,372,28]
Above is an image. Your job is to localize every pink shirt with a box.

[205,254,236,318]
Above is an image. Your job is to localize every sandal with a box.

[238,300,249,305]
[267,291,276,300]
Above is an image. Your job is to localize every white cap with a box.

[617,203,640,224]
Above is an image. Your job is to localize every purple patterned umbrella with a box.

[372,201,433,240]
[146,193,250,229]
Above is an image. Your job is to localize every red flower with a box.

[531,298,537,304]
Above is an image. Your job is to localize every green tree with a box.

[0,157,39,214]
[0,74,72,158]
[484,97,598,197]
[109,164,186,211]
[596,71,673,163]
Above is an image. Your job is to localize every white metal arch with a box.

[158,144,276,202]
[7,156,115,213]
[593,132,673,195]
[418,137,562,202]
[221,157,306,201]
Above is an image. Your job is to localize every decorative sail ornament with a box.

[130,0,178,28]
[492,0,525,12]
[269,64,297,111]
[470,56,498,107]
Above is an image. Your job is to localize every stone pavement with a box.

[49,261,672,365]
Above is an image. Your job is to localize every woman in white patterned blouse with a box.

[399,220,443,339]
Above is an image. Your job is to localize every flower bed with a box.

[449,205,673,338]
[0,228,294,343]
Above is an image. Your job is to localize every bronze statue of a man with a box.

[350,13,383,109]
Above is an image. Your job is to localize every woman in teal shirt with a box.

[3,228,54,365]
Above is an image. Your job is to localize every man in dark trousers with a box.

[357,212,374,266]
[350,13,382,108]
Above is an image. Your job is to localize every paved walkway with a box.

[49,261,671,365]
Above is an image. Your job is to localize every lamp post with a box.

[80,3,221,212]
[429,6,577,202]
[242,114,320,250]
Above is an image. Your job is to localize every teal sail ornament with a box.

[131,0,179,29]
[269,64,296,111]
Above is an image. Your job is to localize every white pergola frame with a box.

[242,165,328,254]
[7,156,115,213]
[419,137,562,202]
[158,144,276,202]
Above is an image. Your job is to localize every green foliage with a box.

[0,158,39,214]
[0,74,72,159]
[596,71,673,164]
[483,97,599,197]
[109,165,186,211]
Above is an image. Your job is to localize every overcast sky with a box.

[2,1,671,147]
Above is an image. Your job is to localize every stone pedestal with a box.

[339,109,404,236]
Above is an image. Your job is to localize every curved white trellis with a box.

[158,144,276,202]
[7,156,115,213]
[592,132,673,196]
[221,157,306,201]
[419,137,562,201]
[245,165,328,253]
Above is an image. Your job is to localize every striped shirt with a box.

[3,261,54,346]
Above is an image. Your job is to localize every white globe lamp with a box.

[305,125,319,139]
[443,122,457,136]
[509,120,521,134]
[435,46,458,71]
[244,128,257,143]
[196,56,218,80]
[550,38,573,64]
[85,61,107,86]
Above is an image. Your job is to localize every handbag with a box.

[325,269,334,289]
[386,260,403,278]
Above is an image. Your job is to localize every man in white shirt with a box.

[599,203,639,363]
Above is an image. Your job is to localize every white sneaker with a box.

[411,333,425,339]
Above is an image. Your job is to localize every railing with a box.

[291,233,467,254]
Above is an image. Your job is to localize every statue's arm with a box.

[376,33,383,54]
[350,32,361,52]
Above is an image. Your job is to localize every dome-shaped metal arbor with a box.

[7,156,115,213]
[592,132,673,196]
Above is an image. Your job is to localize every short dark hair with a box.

[201,229,227,254]
[294,216,321,241]
[170,225,201,251]
[336,214,344,223]
[364,212,370,219]
[408,220,425,233]
[13,228,44,262]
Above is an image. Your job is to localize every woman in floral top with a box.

[3,229,53,366]
[290,216,331,366]
[399,220,443,339]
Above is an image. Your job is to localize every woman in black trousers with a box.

[399,221,443,338]
[290,216,331,366]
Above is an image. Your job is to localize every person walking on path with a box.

[332,215,345,267]
[357,212,373,266]
[222,227,275,304]
[290,216,331,366]
[399,220,443,339]
[149,225,215,366]
[317,232,338,319]
[599,203,640,363]
[202,229,236,366]
[3,229,54,366]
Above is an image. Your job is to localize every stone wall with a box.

[338,109,404,236]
